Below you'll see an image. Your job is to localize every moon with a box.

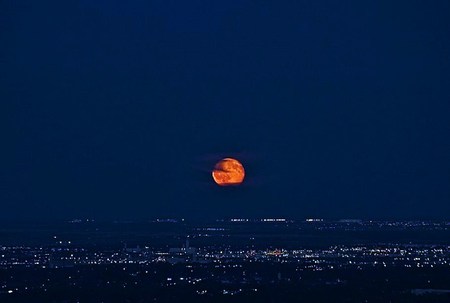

[212,158,245,186]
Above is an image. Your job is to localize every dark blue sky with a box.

[2,0,450,220]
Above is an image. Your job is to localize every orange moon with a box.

[212,158,245,186]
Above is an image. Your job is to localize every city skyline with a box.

[1,219,449,301]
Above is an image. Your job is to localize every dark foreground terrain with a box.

[1,265,450,302]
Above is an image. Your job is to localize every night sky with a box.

[2,0,450,220]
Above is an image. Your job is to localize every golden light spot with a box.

[212,158,245,186]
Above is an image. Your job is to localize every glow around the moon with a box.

[212,158,245,186]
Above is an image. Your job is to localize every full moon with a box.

[212,158,245,186]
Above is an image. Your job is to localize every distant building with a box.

[338,219,362,224]
[167,237,207,264]
[124,244,142,253]
[411,289,450,295]
[48,256,74,269]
